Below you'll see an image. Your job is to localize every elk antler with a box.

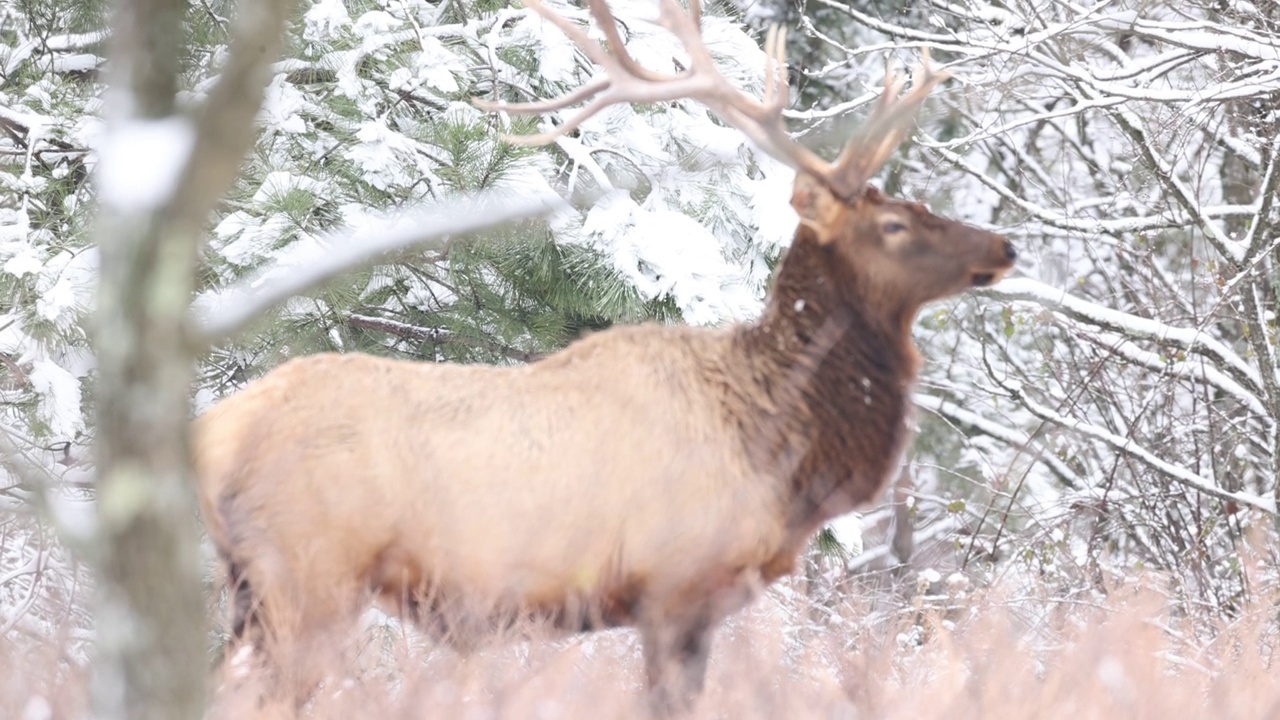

[831,49,950,197]
[475,0,950,201]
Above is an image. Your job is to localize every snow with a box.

[750,165,799,248]
[511,11,580,85]
[1,238,43,278]
[0,104,47,134]
[47,486,96,542]
[303,0,352,42]
[581,192,759,325]
[412,37,467,93]
[347,120,434,192]
[27,360,84,439]
[667,107,747,166]
[48,53,99,73]
[260,73,308,135]
[44,30,108,52]
[916,391,1083,493]
[34,247,97,326]
[214,212,295,267]
[1083,328,1268,418]
[826,512,864,558]
[998,365,1275,514]
[354,10,400,42]
[1094,18,1280,60]
[95,117,194,212]
[251,171,325,204]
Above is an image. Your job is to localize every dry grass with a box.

[2,624,88,720]
[9,577,1280,719]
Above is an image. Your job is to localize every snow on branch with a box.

[1026,48,1279,105]
[347,313,544,364]
[1242,136,1280,260]
[986,278,1264,399]
[915,392,1084,489]
[1076,328,1271,422]
[927,145,1190,236]
[159,0,295,239]
[817,0,1280,68]
[0,424,92,551]
[926,109,1259,249]
[191,188,567,344]
[923,96,1129,152]
[807,0,1146,67]
[44,30,109,52]
[1092,16,1280,61]
[997,379,1275,514]
[0,104,51,136]
[0,423,55,497]
[846,515,960,572]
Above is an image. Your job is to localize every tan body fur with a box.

[197,327,793,637]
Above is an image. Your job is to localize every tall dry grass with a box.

[8,574,1280,719]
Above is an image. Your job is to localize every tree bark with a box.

[90,0,293,717]
[91,0,205,714]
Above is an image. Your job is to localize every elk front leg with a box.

[639,615,716,716]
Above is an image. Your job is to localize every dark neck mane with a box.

[730,228,923,536]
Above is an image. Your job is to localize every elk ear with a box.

[791,173,844,244]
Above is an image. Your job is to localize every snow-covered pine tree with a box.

[0,0,104,655]
[197,0,796,403]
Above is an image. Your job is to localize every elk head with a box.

[474,0,1016,317]
[792,176,1017,324]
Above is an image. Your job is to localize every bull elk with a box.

[194,0,1016,711]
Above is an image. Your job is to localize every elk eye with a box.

[882,221,907,234]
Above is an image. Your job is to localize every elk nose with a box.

[1002,240,1018,262]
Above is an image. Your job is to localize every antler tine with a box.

[586,0,670,83]
[650,0,833,181]
[479,77,615,146]
[832,50,951,197]
[526,0,613,69]
[473,0,834,181]
[761,26,786,116]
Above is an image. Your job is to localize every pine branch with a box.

[347,313,545,363]
[190,188,567,346]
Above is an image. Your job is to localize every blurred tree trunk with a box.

[91,0,205,716]
[90,0,293,717]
